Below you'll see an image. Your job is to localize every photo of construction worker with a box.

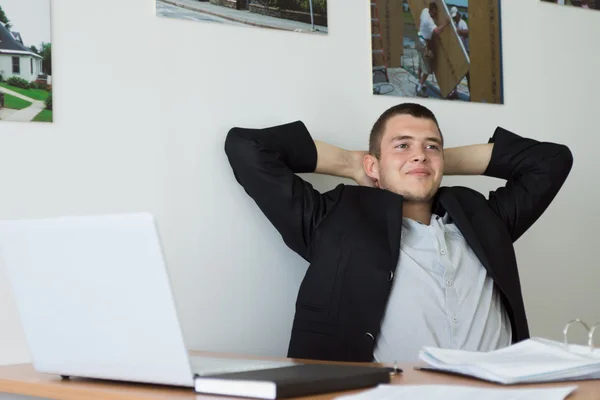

[541,0,599,10]
[371,0,503,104]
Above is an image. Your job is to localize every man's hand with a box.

[314,141,376,187]
[443,143,494,176]
[434,17,450,36]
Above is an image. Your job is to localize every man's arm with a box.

[456,21,469,38]
[443,143,494,176]
[314,141,374,186]
[445,127,573,242]
[225,121,343,261]
[433,17,450,36]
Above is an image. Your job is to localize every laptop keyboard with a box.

[190,355,298,376]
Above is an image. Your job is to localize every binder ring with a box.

[563,319,591,350]
[588,323,600,352]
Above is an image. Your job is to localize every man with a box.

[451,7,469,56]
[447,6,470,99]
[416,2,450,97]
[224,103,573,363]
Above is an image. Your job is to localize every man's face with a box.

[369,114,444,203]
[429,8,438,19]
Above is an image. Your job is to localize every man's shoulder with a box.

[419,9,432,23]
[439,185,487,203]
[320,184,404,211]
[327,184,398,199]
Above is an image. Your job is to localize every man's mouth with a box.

[407,168,430,176]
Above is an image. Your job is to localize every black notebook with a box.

[193,363,392,399]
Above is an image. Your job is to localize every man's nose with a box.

[412,149,427,162]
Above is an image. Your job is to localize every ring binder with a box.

[589,323,600,353]
[563,318,600,352]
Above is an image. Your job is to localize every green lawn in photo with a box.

[3,93,32,110]
[32,109,53,122]
[0,83,50,101]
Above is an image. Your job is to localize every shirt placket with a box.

[434,219,459,349]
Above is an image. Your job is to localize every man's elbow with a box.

[224,127,257,174]
[550,144,574,182]
[224,127,243,159]
[226,126,259,158]
[560,144,574,175]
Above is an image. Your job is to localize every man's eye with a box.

[396,143,408,148]
[427,145,440,150]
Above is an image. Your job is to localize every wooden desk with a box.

[1,361,600,400]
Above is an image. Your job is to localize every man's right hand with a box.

[434,16,450,36]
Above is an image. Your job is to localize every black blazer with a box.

[224,121,573,362]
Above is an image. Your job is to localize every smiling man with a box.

[224,103,573,363]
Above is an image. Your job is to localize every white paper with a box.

[419,337,600,384]
[334,384,578,400]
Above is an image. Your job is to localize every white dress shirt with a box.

[373,213,512,363]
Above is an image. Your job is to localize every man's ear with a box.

[363,154,380,183]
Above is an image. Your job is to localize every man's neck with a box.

[402,201,433,225]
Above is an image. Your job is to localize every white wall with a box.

[0,0,599,366]
[0,54,39,82]
[20,55,38,82]
[0,55,12,81]
[33,57,42,80]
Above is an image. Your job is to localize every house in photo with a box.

[0,21,43,83]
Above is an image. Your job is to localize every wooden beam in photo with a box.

[469,0,503,104]
[406,0,469,98]
[373,0,404,68]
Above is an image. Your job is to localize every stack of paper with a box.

[334,384,578,400]
[419,337,600,384]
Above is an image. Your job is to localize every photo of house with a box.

[0,0,53,123]
[0,26,43,83]
[156,0,327,35]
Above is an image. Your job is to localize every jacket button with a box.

[388,271,394,281]
[365,332,374,341]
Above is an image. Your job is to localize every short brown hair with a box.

[368,103,443,158]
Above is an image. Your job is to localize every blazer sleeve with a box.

[483,126,573,242]
[224,120,341,261]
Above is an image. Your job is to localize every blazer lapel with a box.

[438,190,495,279]
[361,187,403,264]
[378,189,403,262]
[386,200,402,262]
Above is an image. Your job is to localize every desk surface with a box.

[1,359,600,400]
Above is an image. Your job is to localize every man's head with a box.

[364,103,444,203]
[450,6,460,22]
[428,1,439,19]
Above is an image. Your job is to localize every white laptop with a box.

[0,212,296,387]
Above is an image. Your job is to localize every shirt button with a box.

[388,271,394,281]
[446,280,452,286]
[441,249,446,255]
[453,318,458,324]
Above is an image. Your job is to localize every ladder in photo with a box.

[371,1,389,83]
